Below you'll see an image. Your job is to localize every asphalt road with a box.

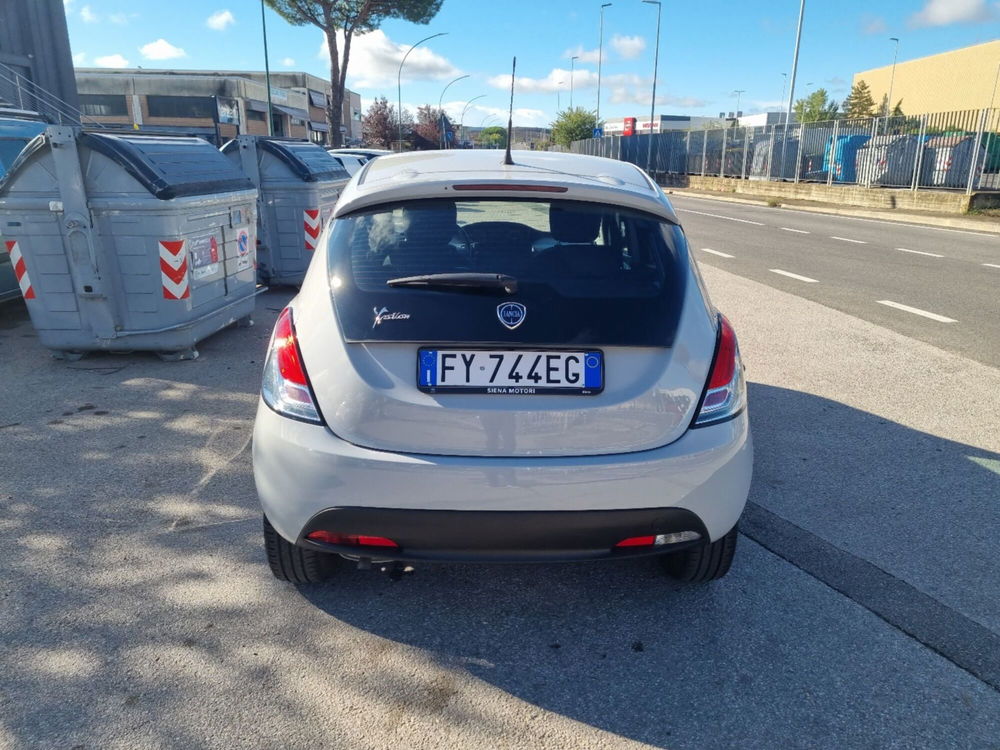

[669,194,1000,368]
[2,236,1000,747]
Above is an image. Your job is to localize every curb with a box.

[662,188,1000,235]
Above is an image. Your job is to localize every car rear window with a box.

[326,198,689,346]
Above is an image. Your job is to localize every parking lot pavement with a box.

[2,284,999,749]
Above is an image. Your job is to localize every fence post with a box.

[794,123,806,183]
[912,114,928,190]
[741,127,750,179]
[966,108,988,195]
[827,119,839,186]
[720,126,727,178]
[766,126,775,180]
[700,131,707,176]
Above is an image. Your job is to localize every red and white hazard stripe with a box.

[4,240,35,300]
[304,209,321,251]
[159,239,190,300]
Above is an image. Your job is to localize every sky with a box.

[64,0,1000,127]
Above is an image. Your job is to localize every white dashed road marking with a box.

[831,236,867,244]
[897,248,944,258]
[770,269,819,283]
[676,208,764,226]
[983,263,1000,269]
[700,248,734,258]
[876,300,956,323]
[781,227,810,234]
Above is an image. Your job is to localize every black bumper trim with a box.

[297,506,708,563]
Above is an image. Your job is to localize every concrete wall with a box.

[854,40,1000,115]
[663,174,977,214]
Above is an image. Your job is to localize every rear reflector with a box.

[452,184,568,192]
[306,531,399,548]
[615,535,657,547]
[615,532,702,548]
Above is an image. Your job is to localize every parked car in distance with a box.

[326,152,365,176]
[328,147,392,163]
[253,149,752,585]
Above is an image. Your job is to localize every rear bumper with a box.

[253,400,752,551]
[298,506,709,563]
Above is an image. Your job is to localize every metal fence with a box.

[571,108,1000,194]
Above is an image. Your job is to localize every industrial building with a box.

[853,39,1000,116]
[74,69,362,145]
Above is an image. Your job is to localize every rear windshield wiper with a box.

[386,272,518,294]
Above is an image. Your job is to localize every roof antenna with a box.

[502,57,516,166]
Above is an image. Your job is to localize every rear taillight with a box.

[692,314,746,427]
[261,307,323,424]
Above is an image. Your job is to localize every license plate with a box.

[417,349,604,395]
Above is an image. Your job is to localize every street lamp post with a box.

[397,32,447,149]
[459,94,486,146]
[780,0,805,180]
[438,74,470,149]
[260,0,273,136]
[570,55,579,110]
[597,3,612,121]
[557,80,564,112]
[887,37,900,117]
[642,0,661,173]
[733,89,745,117]
[779,72,787,113]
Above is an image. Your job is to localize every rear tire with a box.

[660,524,739,582]
[263,515,338,584]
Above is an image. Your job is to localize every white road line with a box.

[700,248,734,258]
[897,247,944,258]
[983,263,1000,269]
[676,208,765,226]
[672,194,997,238]
[831,236,867,244]
[876,300,956,323]
[781,227,810,234]
[770,269,819,283]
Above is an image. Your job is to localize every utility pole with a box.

[597,3,612,121]
[733,89,745,117]
[642,0,662,173]
[260,0,273,136]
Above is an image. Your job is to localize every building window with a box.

[146,95,215,119]
[247,110,266,121]
[79,94,128,117]
[291,118,306,126]
[309,131,325,144]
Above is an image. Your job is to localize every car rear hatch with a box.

[297,194,717,457]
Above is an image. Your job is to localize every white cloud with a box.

[439,100,547,127]
[80,4,97,23]
[611,34,646,60]
[139,39,187,61]
[72,52,86,66]
[206,10,235,31]
[860,14,887,34]
[319,29,461,88]
[109,12,128,25]
[94,54,129,68]
[608,86,707,109]
[909,0,994,26]
[488,67,599,94]
[281,57,296,67]
[563,45,603,64]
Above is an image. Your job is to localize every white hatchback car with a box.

[253,150,752,584]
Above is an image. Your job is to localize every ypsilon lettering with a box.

[373,306,411,328]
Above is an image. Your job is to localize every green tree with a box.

[878,94,905,117]
[264,0,442,147]
[478,126,507,148]
[792,88,839,122]
[362,97,396,148]
[550,107,599,147]
[842,80,876,120]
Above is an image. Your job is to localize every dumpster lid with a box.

[224,137,349,181]
[81,132,254,199]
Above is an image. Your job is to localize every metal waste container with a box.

[0,126,260,360]
[920,135,987,189]
[1,115,47,303]
[856,135,922,188]
[222,136,350,286]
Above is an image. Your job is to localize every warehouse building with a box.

[853,39,1000,115]
[74,69,361,145]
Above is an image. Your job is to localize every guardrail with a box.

[572,108,1000,194]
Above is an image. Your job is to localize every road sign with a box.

[593,127,604,138]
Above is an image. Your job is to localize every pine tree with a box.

[792,88,839,122]
[842,80,876,120]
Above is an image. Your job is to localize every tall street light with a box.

[557,80,564,112]
[438,73,470,149]
[460,94,486,146]
[784,0,805,123]
[733,89,745,117]
[642,0,661,173]
[597,3,612,121]
[260,0,273,136]
[397,32,447,149]
[570,55,579,109]
[779,72,787,114]
[887,37,900,117]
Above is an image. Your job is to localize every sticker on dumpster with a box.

[235,226,252,271]
[159,240,190,300]
[4,240,35,300]
[304,209,321,251]
[188,234,221,280]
